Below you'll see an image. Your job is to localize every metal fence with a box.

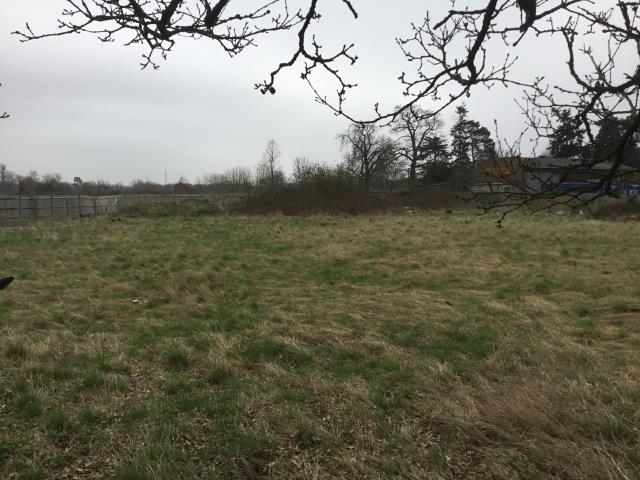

[0,194,233,220]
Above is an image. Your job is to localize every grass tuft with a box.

[13,381,43,419]
[77,405,102,426]
[113,465,150,480]
[5,341,27,360]
[613,302,631,314]
[163,348,191,370]
[17,468,47,480]
[240,338,312,368]
[0,437,11,467]
[164,375,192,395]
[81,370,105,389]
[44,409,75,438]
[206,362,234,385]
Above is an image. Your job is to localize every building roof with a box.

[521,156,635,172]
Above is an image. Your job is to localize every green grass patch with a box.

[17,468,47,480]
[44,409,75,438]
[1,214,640,479]
[206,362,234,385]
[164,375,192,395]
[122,405,150,425]
[81,370,105,389]
[162,348,191,370]
[77,405,102,426]
[239,337,312,368]
[5,341,27,360]
[613,302,631,314]
[12,381,43,419]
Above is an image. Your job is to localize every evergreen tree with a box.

[469,123,496,165]
[449,104,496,167]
[424,135,449,164]
[549,109,584,158]
[450,105,472,166]
[420,135,450,183]
[591,115,640,167]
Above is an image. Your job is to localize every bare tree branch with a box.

[10,1,640,218]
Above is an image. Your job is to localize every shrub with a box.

[235,171,379,216]
[234,166,469,215]
[593,197,640,219]
[44,409,75,438]
[119,199,224,218]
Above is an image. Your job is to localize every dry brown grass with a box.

[0,212,638,479]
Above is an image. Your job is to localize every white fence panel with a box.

[0,194,237,220]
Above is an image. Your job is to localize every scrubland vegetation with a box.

[0,212,639,479]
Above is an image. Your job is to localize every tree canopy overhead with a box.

[13,0,359,99]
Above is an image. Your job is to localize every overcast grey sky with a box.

[0,1,625,184]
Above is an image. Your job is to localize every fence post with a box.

[66,196,70,217]
[50,195,54,217]
[78,195,82,217]
[17,195,22,219]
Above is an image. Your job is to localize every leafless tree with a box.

[391,105,443,190]
[225,166,253,186]
[0,164,15,183]
[257,139,284,186]
[377,136,406,192]
[341,1,637,216]
[338,123,387,190]
[292,156,312,183]
[12,1,640,218]
[388,1,639,220]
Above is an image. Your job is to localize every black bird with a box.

[0,276,14,290]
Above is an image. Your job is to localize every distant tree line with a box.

[335,103,496,192]
[248,103,497,194]
[549,109,640,168]
[0,165,257,196]
[331,102,640,195]
[3,103,638,197]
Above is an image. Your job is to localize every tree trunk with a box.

[408,162,416,191]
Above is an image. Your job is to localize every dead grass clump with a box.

[600,312,640,333]
[459,380,636,479]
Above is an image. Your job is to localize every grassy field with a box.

[0,213,639,479]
